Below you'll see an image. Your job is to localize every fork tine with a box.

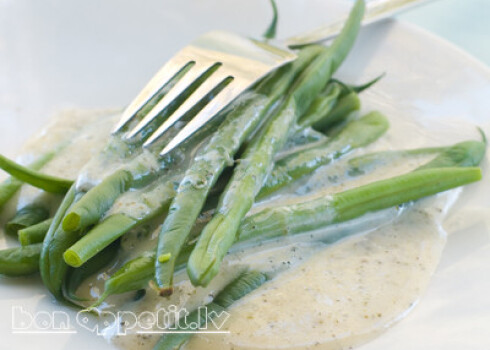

[112,54,193,133]
[157,79,250,156]
[143,71,234,147]
[125,60,218,140]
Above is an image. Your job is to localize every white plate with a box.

[1,1,489,349]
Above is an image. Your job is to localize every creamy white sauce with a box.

[185,194,455,350]
[16,109,118,167]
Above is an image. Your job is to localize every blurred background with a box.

[400,0,489,64]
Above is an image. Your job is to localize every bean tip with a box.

[159,287,174,297]
[63,250,83,268]
[62,213,81,232]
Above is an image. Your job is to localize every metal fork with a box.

[113,0,432,157]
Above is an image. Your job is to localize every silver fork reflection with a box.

[113,0,432,157]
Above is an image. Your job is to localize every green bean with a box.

[155,46,326,294]
[90,252,155,308]
[153,96,271,294]
[238,167,482,242]
[153,271,267,350]
[263,0,278,39]
[478,127,487,144]
[0,177,23,210]
[42,227,83,299]
[90,243,196,307]
[64,214,136,267]
[417,140,486,170]
[347,140,485,176]
[0,153,73,194]
[213,270,268,307]
[346,147,443,176]
[62,170,132,232]
[0,152,56,209]
[312,91,360,132]
[284,128,328,150]
[289,79,365,149]
[5,205,50,236]
[0,243,42,276]
[296,82,342,129]
[283,81,350,150]
[18,218,53,246]
[40,186,79,299]
[60,74,358,273]
[187,0,366,287]
[98,147,478,302]
[159,303,226,350]
[331,72,385,95]
[64,242,119,302]
[258,111,389,197]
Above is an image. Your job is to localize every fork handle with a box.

[284,0,436,47]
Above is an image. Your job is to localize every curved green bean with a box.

[90,242,196,307]
[0,177,23,210]
[90,251,155,308]
[417,140,486,170]
[296,82,342,129]
[331,72,385,95]
[0,153,73,194]
[263,0,278,39]
[346,139,486,176]
[0,243,42,276]
[312,91,360,132]
[0,152,56,209]
[40,186,79,299]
